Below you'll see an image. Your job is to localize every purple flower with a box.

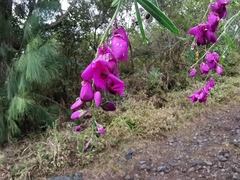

[81,43,118,82]
[189,23,218,46]
[139,7,144,12]
[216,64,224,75]
[70,99,84,110]
[200,62,210,75]
[189,90,201,103]
[113,27,130,46]
[106,74,125,95]
[189,89,207,104]
[75,125,82,132]
[101,101,116,111]
[206,52,220,70]
[189,68,197,77]
[84,136,93,151]
[83,112,92,119]
[92,60,110,90]
[95,120,105,134]
[70,110,86,120]
[81,63,94,81]
[204,78,215,93]
[210,1,229,19]
[209,78,215,87]
[207,13,220,32]
[189,78,215,104]
[198,90,208,104]
[80,81,94,102]
[217,0,230,6]
[111,35,128,62]
[97,43,118,72]
[94,91,102,107]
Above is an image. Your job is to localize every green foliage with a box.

[136,0,179,34]
[8,94,34,120]
[23,13,43,42]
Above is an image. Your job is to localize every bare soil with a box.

[82,100,240,180]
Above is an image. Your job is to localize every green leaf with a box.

[149,0,159,7]
[134,0,148,43]
[136,0,179,34]
[225,33,236,50]
[219,57,224,65]
[111,0,120,7]
[176,36,189,41]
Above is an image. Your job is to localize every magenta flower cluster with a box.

[189,78,215,104]
[189,0,230,46]
[200,52,223,75]
[70,26,130,150]
[188,0,230,104]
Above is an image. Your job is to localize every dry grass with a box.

[1,52,240,179]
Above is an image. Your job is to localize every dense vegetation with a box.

[0,0,239,146]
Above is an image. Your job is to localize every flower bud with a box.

[189,68,197,77]
[101,101,116,111]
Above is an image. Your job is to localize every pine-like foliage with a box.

[5,36,65,138]
[0,0,66,143]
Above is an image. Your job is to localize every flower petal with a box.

[80,81,94,102]
[94,91,102,107]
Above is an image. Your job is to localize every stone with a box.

[157,164,170,173]
[125,149,134,160]
[218,155,227,162]
[48,173,83,180]
[187,167,195,173]
[125,175,131,180]
[139,161,146,164]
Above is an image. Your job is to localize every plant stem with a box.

[91,100,96,136]
[98,0,123,48]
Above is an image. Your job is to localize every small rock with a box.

[160,172,164,176]
[168,160,180,167]
[191,159,204,167]
[204,160,213,166]
[48,173,83,180]
[139,161,146,164]
[232,167,240,173]
[218,162,224,168]
[125,150,134,160]
[187,167,195,173]
[235,115,240,122]
[226,173,240,180]
[125,175,131,180]
[218,155,227,162]
[133,174,140,180]
[157,164,170,173]
[140,164,147,170]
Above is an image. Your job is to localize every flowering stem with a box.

[98,0,123,48]
[190,10,240,69]
[201,4,210,22]
[91,101,96,136]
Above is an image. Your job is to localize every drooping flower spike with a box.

[70,25,129,142]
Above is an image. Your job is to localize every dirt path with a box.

[82,101,240,180]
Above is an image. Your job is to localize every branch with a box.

[45,0,77,30]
